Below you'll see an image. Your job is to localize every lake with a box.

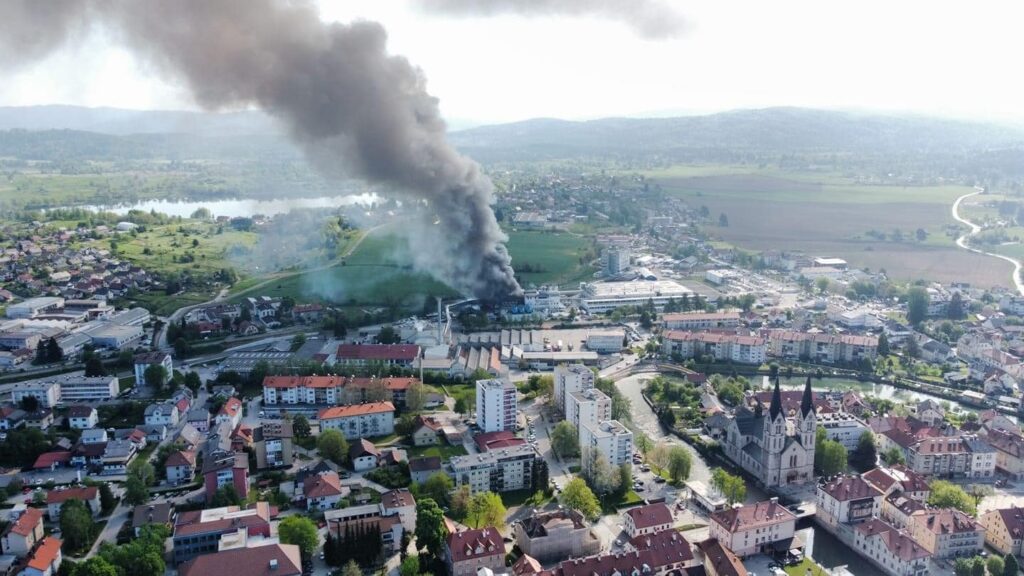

[75,193,381,219]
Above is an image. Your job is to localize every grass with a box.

[505,230,597,288]
[85,222,260,276]
[118,377,134,392]
[123,289,218,316]
[676,523,707,531]
[602,490,644,513]
[783,558,829,576]
[406,444,468,459]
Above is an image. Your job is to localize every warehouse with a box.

[578,280,693,314]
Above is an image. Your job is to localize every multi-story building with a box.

[46,487,99,521]
[449,444,541,494]
[133,351,172,388]
[66,405,98,430]
[979,506,1024,557]
[985,429,1024,480]
[1,506,45,557]
[579,419,633,471]
[816,475,883,528]
[514,509,601,563]
[662,312,741,331]
[852,519,930,576]
[179,543,301,576]
[318,402,395,439]
[899,435,995,479]
[476,379,517,433]
[171,502,274,564]
[165,450,197,485]
[10,381,60,408]
[53,375,119,402]
[817,412,870,450]
[623,503,673,538]
[553,364,594,412]
[144,402,180,427]
[253,423,293,469]
[708,498,797,558]
[202,450,249,504]
[766,331,878,364]
[23,536,62,576]
[661,331,766,364]
[909,509,985,559]
[262,375,345,407]
[604,246,631,275]
[578,280,693,314]
[382,488,417,531]
[862,466,931,501]
[445,527,505,576]
[304,471,346,511]
[566,388,611,431]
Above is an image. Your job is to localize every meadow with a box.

[647,166,1007,287]
[505,230,596,288]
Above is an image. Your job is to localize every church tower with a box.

[766,378,786,454]
[797,376,817,448]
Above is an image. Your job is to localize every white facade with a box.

[68,409,98,430]
[144,403,180,427]
[55,376,119,402]
[580,420,633,471]
[818,412,870,451]
[566,388,611,432]
[449,444,538,494]
[318,403,396,440]
[133,353,172,387]
[553,364,594,412]
[11,381,61,408]
[6,297,64,319]
[476,379,517,433]
[578,280,693,314]
[586,332,625,353]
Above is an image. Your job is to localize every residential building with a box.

[412,415,444,446]
[445,527,505,576]
[57,375,119,402]
[381,488,417,531]
[514,508,601,563]
[626,528,697,572]
[46,486,99,521]
[623,503,673,538]
[215,397,243,429]
[332,514,404,556]
[186,408,210,433]
[697,538,748,576]
[1,506,44,557]
[818,412,870,450]
[335,344,420,367]
[166,450,197,485]
[409,456,443,484]
[349,438,380,471]
[171,502,274,564]
[766,330,879,364]
[179,542,301,576]
[202,450,249,503]
[304,471,346,511]
[816,475,884,528]
[979,506,1024,557]
[10,381,60,408]
[662,311,741,330]
[661,331,766,364]
[553,364,594,412]
[476,379,517,433]
[881,492,929,530]
[914,400,946,426]
[261,375,346,407]
[565,388,611,431]
[67,405,98,429]
[898,435,996,479]
[579,420,633,471]
[0,405,26,430]
[318,402,395,439]
[709,498,798,558]
[909,509,985,559]
[252,423,293,469]
[852,519,930,576]
[144,402,180,427]
[132,503,174,537]
[133,351,172,387]
[862,466,931,501]
[101,438,137,475]
[23,536,62,576]
[449,444,541,494]
[986,429,1024,480]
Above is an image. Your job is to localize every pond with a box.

[71,193,381,219]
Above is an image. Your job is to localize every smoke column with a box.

[417,0,685,39]
[0,0,521,300]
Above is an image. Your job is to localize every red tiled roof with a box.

[382,488,415,510]
[663,330,765,346]
[512,554,543,576]
[446,527,504,564]
[915,509,981,535]
[8,507,43,537]
[318,401,395,420]
[304,472,343,499]
[820,475,883,501]
[629,528,694,564]
[625,503,673,530]
[349,438,380,460]
[262,375,345,389]
[710,500,796,533]
[854,519,931,561]
[990,506,1024,539]
[33,451,72,469]
[219,397,242,417]
[166,450,196,468]
[46,486,98,505]
[475,430,526,452]
[179,543,302,576]
[336,344,420,362]
[27,536,61,572]
[696,538,747,576]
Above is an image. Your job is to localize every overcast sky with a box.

[2,0,1022,126]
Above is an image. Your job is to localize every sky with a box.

[2,0,1023,127]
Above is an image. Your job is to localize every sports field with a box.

[648,166,1007,286]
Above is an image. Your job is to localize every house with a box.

[696,538,748,576]
[179,543,301,576]
[882,492,929,530]
[166,450,197,485]
[445,527,505,576]
[186,408,210,433]
[1,506,45,557]
[349,438,380,472]
[202,450,249,504]
[0,405,26,430]
[172,502,274,564]
[80,428,109,445]
[979,506,1024,557]
[215,397,243,429]
[25,409,54,430]
[409,456,443,484]
[144,402,180,427]
[623,503,674,538]
[627,528,697,572]
[708,498,798,558]
[513,508,601,563]
[304,472,347,511]
[986,429,1024,480]
[318,402,395,440]
[132,502,174,537]
[102,438,138,475]
[914,399,945,426]
[66,405,98,430]
[909,509,985,559]
[46,486,99,521]
[816,475,884,528]
[133,351,172,388]
[412,415,444,446]
[853,519,931,576]
[381,488,417,531]
[23,536,62,576]
[450,444,543,494]
[32,451,72,471]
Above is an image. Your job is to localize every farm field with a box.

[505,230,596,288]
[648,166,1007,287]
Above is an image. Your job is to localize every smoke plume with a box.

[417,0,685,39]
[0,0,521,300]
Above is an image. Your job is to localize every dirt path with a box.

[952,190,1024,295]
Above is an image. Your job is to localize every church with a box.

[720,377,816,488]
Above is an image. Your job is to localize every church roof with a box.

[800,376,814,417]
[769,378,784,420]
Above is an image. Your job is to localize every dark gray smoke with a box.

[417,0,685,39]
[0,0,521,300]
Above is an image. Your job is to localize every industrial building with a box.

[578,280,693,313]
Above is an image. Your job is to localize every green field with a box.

[647,166,1007,287]
[85,222,260,275]
[506,230,596,288]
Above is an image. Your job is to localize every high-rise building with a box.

[553,364,594,413]
[580,420,633,471]
[605,247,631,276]
[566,388,612,432]
[476,379,517,433]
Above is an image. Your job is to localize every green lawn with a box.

[505,230,597,288]
[602,490,644,513]
[406,444,468,459]
[124,289,218,316]
[784,558,829,576]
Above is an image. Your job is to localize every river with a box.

[70,193,381,219]
[773,377,977,413]
[952,189,1024,296]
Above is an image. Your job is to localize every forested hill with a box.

[0,105,276,136]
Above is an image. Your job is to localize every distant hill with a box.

[0,104,278,136]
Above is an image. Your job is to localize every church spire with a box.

[801,376,814,417]
[769,377,783,420]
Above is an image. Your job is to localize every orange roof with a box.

[219,397,242,417]
[318,402,395,420]
[33,451,72,469]
[8,507,43,537]
[27,536,61,571]
[262,375,345,389]
[46,486,98,505]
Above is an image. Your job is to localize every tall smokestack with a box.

[0,0,521,300]
[437,296,444,345]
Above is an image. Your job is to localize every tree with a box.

[616,463,632,496]
[550,421,580,458]
[60,499,95,552]
[453,397,468,417]
[850,431,878,472]
[948,292,965,320]
[974,558,987,576]
[818,440,848,476]
[882,446,905,465]
[667,446,692,483]
[292,414,311,438]
[928,480,977,516]
[711,468,746,505]
[815,276,830,295]
[467,492,506,529]
[1004,553,1020,576]
[143,364,168,392]
[342,560,362,576]
[291,333,306,351]
[184,371,202,394]
[318,429,348,465]
[905,336,920,359]
[422,472,453,505]
[99,482,117,515]
[718,213,729,227]
[377,325,400,344]
[877,333,890,356]
[988,556,1006,576]
[124,476,149,506]
[211,485,241,507]
[560,478,601,520]
[405,381,426,412]
[414,498,446,556]
[450,485,472,520]
[954,558,978,576]
[72,557,119,576]
[279,515,319,559]
[583,447,620,496]
[18,395,39,412]
[85,356,107,377]
[400,556,420,576]
[906,287,930,326]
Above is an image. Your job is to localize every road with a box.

[951,189,1024,296]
